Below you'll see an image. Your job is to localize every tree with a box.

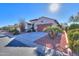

[19,19,26,33]
[69,16,74,22]
[1,26,10,31]
[43,26,63,33]
[69,12,79,23]
[69,24,79,30]
[75,12,79,22]
[9,28,19,35]
[0,27,2,30]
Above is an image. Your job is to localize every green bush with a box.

[9,28,19,35]
[68,29,79,55]
[68,30,79,40]
[69,24,79,30]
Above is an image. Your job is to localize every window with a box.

[41,21,43,23]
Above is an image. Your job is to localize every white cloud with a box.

[49,3,61,13]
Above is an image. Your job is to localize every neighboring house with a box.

[15,22,32,33]
[2,17,60,32]
[30,17,61,31]
[0,30,13,38]
[25,22,32,32]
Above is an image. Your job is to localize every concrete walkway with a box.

[0,37,14,46]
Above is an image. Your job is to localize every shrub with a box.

[9,28,19,35]
[68,29,79,55]
[68,30,79,40]
[69,24,79,30]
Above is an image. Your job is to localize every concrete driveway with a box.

[0,47,37,56]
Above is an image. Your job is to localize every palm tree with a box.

[43,26,65,56]
[43,26,63,39]
[19,19,26,33]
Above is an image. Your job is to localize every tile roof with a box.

[6,32,48,47]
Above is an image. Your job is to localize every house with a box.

[2,17,61,32]
[5,31,70,55]
[0,30,13,38]
[30,17,61,31]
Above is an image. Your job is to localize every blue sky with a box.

[0,3,79,27]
